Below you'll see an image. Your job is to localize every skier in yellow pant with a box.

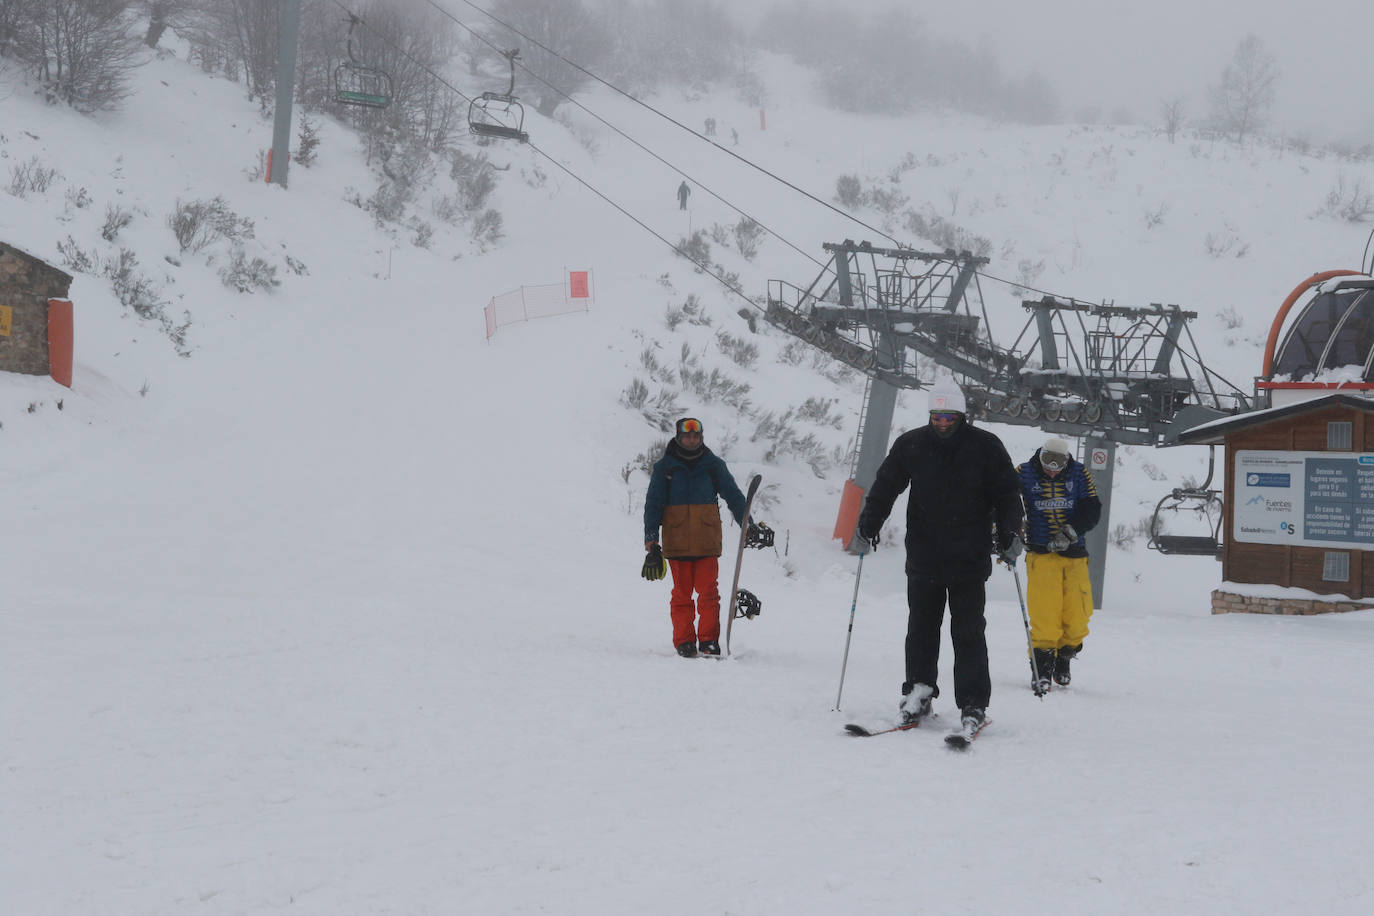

[1016,438,1101,692]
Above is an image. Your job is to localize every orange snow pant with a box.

[1025,552,1093,651]
[667,557,721,646]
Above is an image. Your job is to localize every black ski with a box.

[944,718,990,750]
[844,714,937,737]
[723,474,762,657]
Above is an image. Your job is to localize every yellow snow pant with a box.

[1025,552,1094,651]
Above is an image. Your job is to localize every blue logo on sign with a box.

[1246,472,1290,487]
[1360,456,1374,465]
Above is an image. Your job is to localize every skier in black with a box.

[856,379,1024,735]
[677,180,691,210]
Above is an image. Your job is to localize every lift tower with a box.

[766,241,1251,605]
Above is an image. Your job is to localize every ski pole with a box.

[1007,560,1043,699]
[833,551,865,711]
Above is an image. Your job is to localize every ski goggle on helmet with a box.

[1040,438,1071,475]
[676,418,703,437]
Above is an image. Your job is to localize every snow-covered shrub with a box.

[218,248,280,293]
[104,249,162,317]
[102,204,134,241]
[64,186,93,211]
[1203,224,1248,258]
[56,236,97,274]
[471,209,504,247]
[7,157,59,197]
[797,396,845,429]
[1317,174,1373,223]
[450,149,496,210]
[167,197,254,253]
[734,217,763,260]
[675,230,711,272]
[835,174,863,208]
[1216,306,1244,330]
[716,330,759,368]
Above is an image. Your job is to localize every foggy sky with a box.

[735,0,1372,140]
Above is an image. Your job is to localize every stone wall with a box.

[0,241,73,376]
[1211,589,1374,616]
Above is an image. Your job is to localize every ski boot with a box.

[1032,648,1056,696]
[1054,644,1079,686]
[899,683,935,724]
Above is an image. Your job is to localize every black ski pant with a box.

[903,577,990,711]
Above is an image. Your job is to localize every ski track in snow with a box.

[3,39,1373,916]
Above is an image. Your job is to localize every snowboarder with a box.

[856,379,1023,733]
[677,180,691,210]
[1016,437,1101,691]
[643,418,749,657]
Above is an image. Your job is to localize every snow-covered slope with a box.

[3,46,1373,915]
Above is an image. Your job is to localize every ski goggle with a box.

[929,411,962,423]
[678,419,702,435]
[1040,451,1069,473]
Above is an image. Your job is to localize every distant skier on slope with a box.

[1016,437,1101,692]
[856,379,1023,734]
[642,418,749,658]
[677,180,691,210]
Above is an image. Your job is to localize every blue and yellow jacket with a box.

[644,441,748,559]
[1017,449,1101,558]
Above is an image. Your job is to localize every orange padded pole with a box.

[48,298,73,388]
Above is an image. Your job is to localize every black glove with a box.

[997,535,1024,566]
[856,518,880,551]
[1047,525,1078,553]
[641,543,666,581]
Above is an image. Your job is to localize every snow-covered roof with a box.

[1176,393,1374,444]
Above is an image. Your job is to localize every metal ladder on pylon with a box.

[848,376,872,479]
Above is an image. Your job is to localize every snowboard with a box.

[723,474,762,657]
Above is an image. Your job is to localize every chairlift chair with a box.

[468,48,529,143]
[333,15,392,109]
[1148,446,1224,558]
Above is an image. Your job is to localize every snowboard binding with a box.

[733,588,762,620]
[745,520,775,549]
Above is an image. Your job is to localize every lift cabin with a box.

[1152,267,1374,559]
[333,15,392,109]
[469,49,529,143]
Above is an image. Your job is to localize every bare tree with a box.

[485,0,607,118]
[139,0,195,49]
[1207,34,1279,144]
[11,0,145,112]
[0,0,28,60]
[183,0,279,104]
[1160,96,1185,143]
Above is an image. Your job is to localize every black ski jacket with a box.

[858,421,1023,584]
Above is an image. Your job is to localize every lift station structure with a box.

[765,240,1252,605]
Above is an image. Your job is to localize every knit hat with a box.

[676,417,704,439]
[928,378,967,414]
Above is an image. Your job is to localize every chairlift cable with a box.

[432,0,900,250]
[323,0,759,311]
[419,0,827,272]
